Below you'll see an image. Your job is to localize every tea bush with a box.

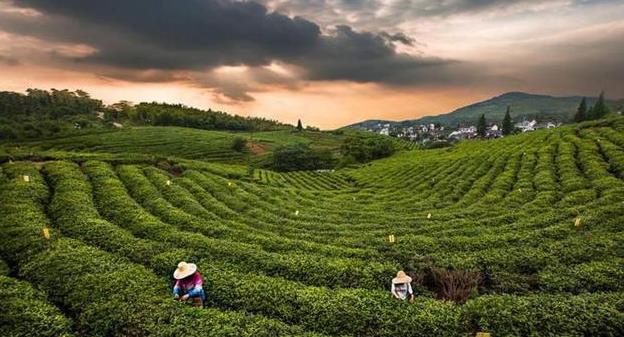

[2,117,624,336]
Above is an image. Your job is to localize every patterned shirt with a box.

[391,282,413,300]
[173,271,206,300]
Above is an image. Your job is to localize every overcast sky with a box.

[0,0,622,128]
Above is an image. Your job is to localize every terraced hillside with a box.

[1,117,623,337]
[5,126,416,167]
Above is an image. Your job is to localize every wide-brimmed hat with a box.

[173,261,197,279]
[392,270,412,284]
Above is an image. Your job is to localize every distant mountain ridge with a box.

[346,92,622,129]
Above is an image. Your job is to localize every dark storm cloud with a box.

[3,0,462,90]
[301,25,459,84]
[379,32,415,46]
[262,0,553,26]
[10,0,321,69]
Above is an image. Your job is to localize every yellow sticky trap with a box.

[388,234,395,243]
[427,213,432,219]
[228,182,232,187]
[518,188,522,192]
[23,175,30,182]
[42,227,50,240]
[575,217,583,229]
[295,210,299,216]
[166,180,171,186]
[476,333,491,337]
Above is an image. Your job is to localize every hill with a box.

[0,89,290,141]
[348,92,623,129]
[1,116,623,336]
[2,125,416,170]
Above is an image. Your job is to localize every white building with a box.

[449,126,477,140]
[515,120,537,132]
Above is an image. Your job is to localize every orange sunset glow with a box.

[1,0,623,128]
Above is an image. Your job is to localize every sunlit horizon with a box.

[1,0,623,129]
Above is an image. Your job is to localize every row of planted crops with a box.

[1,117,623,336]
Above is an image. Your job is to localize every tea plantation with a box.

[1,117,623,337]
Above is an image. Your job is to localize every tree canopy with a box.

[130,102,289,132]
[340,133,396,163]
[502,106,513,136]
[271,143,335,171]
[573,93,611,123]
[574,97,587,122]
[477,114,487,137]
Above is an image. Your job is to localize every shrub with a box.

[340,133,396,163]
[231,136,247,152]
[421,268,481,304]
[463,293,624,337]
[0,275,75,337]
[271,143,336,171]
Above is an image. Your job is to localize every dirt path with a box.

[247,141,270,155]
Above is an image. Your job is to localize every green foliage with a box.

[0,275,75,337]
[231,136,247,152]
[0,260,8,275]
[131,102,288,131]
[2,117,624,337]
[464,293,624,336]
[0,89,105,140]
[502,106,514,135]
[340,133,395,164]
[574,97,588,122]
[0,88,102,117]
[592,92,611,120]
[271,143,336,171]
[350,92,622,129]
[0,162,324,337]
[477,114,487,137]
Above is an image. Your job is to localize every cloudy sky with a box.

[0,0,622,128]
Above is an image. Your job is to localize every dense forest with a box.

[0,89,104,140]
[129,102,289,131]
[0,89,290,141]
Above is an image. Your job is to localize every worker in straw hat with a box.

[173,261,206,306]
[391,270,414,301]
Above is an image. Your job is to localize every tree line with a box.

[476,106,515,138]
[0,88,291,140]
[0,89,104,140]
[270,132,397,171]
[128,102,290,132]
[474,91,615,139]
[573,92,611,122]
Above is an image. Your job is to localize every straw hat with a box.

[392,270,412,284]
[173,261,197,280]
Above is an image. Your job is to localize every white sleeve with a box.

[407,283,413,294]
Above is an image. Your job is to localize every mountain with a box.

[347,92,622,129]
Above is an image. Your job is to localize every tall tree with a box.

[477,114,487,138]
[296,119,303,131]
[502,106,513,135]
[574,97,587,122]
[591,92,609,119]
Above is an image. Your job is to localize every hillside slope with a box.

[1,117,623,337]
[348,92,622,129]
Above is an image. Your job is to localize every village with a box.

[369,119,562,144]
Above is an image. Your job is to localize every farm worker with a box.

[173,261,206,307]
[391,270,414,301]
